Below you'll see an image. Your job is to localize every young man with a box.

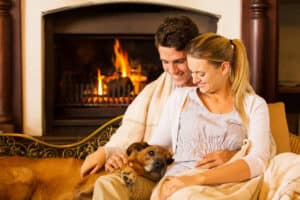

[80,16,198,178]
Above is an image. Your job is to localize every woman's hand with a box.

[160,175,203,200]
[80,147,106,178]
[105,152,128,172]
[195,150,237,169]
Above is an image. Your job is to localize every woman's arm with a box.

[195,159,251,184]
[195,150,238,169]
[242,98,271,177]
[159,159,250,200]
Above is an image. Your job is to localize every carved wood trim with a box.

[249,0,268,96]
[0,115,122,159]
[11,0,23,132]
[0,0,12,126]
[242,0,278,102]
[0,0,22,132]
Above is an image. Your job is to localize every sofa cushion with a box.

[268,102,291,153]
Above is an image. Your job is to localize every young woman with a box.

[149,32,272,200]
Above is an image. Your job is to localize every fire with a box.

[89,39,147,103]
[97,68,103,95]
[112,39,147,94]
[113,39,131,77]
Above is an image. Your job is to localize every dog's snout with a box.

[154,159,166,170]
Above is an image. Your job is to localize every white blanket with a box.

[151,139,263,200]
[260,153,300,200]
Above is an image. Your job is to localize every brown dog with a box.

[0,142,173,200]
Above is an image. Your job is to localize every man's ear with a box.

[126,142,149,156]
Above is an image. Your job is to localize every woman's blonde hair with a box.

[186,32,254,126]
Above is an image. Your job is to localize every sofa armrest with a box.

[0,115,123,159]
[290,133,300,154]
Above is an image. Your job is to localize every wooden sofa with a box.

[0,102,299,160]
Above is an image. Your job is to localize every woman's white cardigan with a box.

[150,87,272,178]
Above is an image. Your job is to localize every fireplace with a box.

[43,3,218,137]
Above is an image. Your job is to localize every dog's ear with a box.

[167,157,174,165]
[165,151,174,165]
[126,142,149,156]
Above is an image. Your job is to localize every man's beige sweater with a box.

[104,72,173,158]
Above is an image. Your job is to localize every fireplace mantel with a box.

[0,0,278,136]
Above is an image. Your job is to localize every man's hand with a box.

[80,147,106,178]
[195,150,238,169]
[105,152,128,172]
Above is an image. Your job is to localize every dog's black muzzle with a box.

[152,159,166,172]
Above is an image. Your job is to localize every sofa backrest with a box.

[268,102,291,154]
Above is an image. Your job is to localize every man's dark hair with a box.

[155,16,199,51]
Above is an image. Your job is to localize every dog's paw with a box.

[120,166,137,185]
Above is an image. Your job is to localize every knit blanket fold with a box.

[260,152,300,200]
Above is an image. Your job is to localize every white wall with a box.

[22,0,241,135]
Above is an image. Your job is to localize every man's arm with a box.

[80,73,173,177]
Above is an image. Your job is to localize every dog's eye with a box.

[148,150,155,156]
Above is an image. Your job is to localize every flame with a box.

[97,68,103,95]
[113,39,131,77]
[89,39,148,102]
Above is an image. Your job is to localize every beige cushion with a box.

[268,102,291,153]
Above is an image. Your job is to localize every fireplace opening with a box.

[47,34,163,136]
[44,2,218,137]
[54,34,162,106]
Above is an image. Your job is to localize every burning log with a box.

[107,77,133,97]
